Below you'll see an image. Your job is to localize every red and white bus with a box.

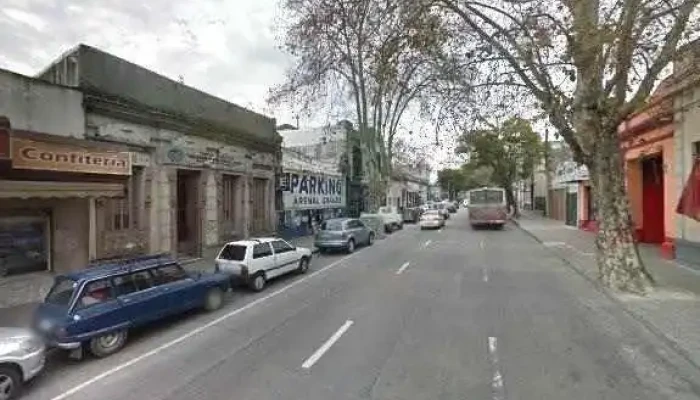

[467,187,509,229]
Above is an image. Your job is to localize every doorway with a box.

[176,170,201,257]
[641,156,665,243]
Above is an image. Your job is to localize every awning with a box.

[0,180,125,199]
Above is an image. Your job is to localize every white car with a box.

[419,210,445,230]
[0,328,45,400]
[215,238,313,291]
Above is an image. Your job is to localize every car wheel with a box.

[346,239,355,254]
[297,257,310,274]
[89,329,128,358]
[204,287,224,311]
[367,233,375,246]
[398,223,404,230]
[249,272,266,292]
[0,365,21,400]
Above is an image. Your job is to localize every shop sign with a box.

[11,138,131,175]
[0,128,9,159]
[281,171,346,210]
[554,161,589,184]
[160,146,245,171]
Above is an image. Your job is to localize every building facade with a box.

[619,79,675,256]
[0,45,280,305]
[673,42,700,267]
[278,148,346,237]
[279,121,367,217]
[386,161,431,210]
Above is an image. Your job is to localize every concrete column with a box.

[243,174,250,238]
[88,197,97,260]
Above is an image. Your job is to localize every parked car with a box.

[419,210,446,230]
[33,254,230,358]
[215,238,312,291]
[436,203,450,219]
[315,218,375,254]
[0,328,45,399]
[364,206,403,232]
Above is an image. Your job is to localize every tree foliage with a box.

[270,0,451,209]
[456,117,542,215]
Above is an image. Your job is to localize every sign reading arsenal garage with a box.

[11,138,131,175]
[281,171,345,210]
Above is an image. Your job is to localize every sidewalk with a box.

[515,210,700,368]
[0,235,319,328]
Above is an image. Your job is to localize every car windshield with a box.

[322,220,345,231]
[378,207,391,213]
[45,277,78,306]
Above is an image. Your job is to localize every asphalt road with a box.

[22,210,700,400]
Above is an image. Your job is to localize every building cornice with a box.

[84,92,282,154]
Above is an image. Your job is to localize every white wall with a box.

[0,69,84,137]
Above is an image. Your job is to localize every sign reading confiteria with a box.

[11,138,131,175]
[281,171,345,210]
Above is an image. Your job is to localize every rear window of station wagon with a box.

[45,277,78,305]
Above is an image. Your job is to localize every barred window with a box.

[105,167,143,231]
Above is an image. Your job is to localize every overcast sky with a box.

[0,0,461,172]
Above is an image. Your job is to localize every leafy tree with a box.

[270,0,449,210]
[419,0,699,294]
[456,117,542,216]
[437,168,468,198]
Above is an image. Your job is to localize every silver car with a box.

[315,218,375,253]
[0,328,45,400]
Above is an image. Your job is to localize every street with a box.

[21,209,700,400]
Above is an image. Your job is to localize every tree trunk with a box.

[588,130,654,294]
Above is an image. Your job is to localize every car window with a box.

[220,244,247,261]
[272,240,294,254]
[151,264,188,285]
[45,277,78,306]
[253,243,273,259]
[321,220,344,231]
[112,270,154,295]
[78,279,115,308]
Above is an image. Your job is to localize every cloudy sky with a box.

[0,0,461,171]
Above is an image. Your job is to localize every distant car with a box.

[216,238,313,291]
[436,203,450,219]
[315,218,375,254]
[372,206,404,232]
[34,254,230,358]
[420,210,446,230]
[0,327,45,399]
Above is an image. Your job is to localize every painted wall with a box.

[0,69,84,137]
[53,199,89,273]
[623,132,675,240]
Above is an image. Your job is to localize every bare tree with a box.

[420,0,699,294]
[270,0,449,210]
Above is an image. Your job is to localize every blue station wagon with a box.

[33,254,230,358]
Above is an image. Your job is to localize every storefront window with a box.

[105,167,143,231]
[0,216,49,276]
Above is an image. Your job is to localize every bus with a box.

[467,187,509,229]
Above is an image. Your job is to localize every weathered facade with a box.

[0,44,280,306]
[38,44,280,259]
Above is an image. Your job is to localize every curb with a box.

[513,220,700,376]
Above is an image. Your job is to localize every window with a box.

[693,141,700,159]
[322,220,344,231]
[112,270,153,295]
[222,175,239,222]
[272,240,294,254]
[346,220,361,229]
[151,264,188,285]
[105,167,143,231]
[112,274,138,296]
[253,243,273,259]
[45,278,78,305]
[78,279,115,308]
[220,244,247,261]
